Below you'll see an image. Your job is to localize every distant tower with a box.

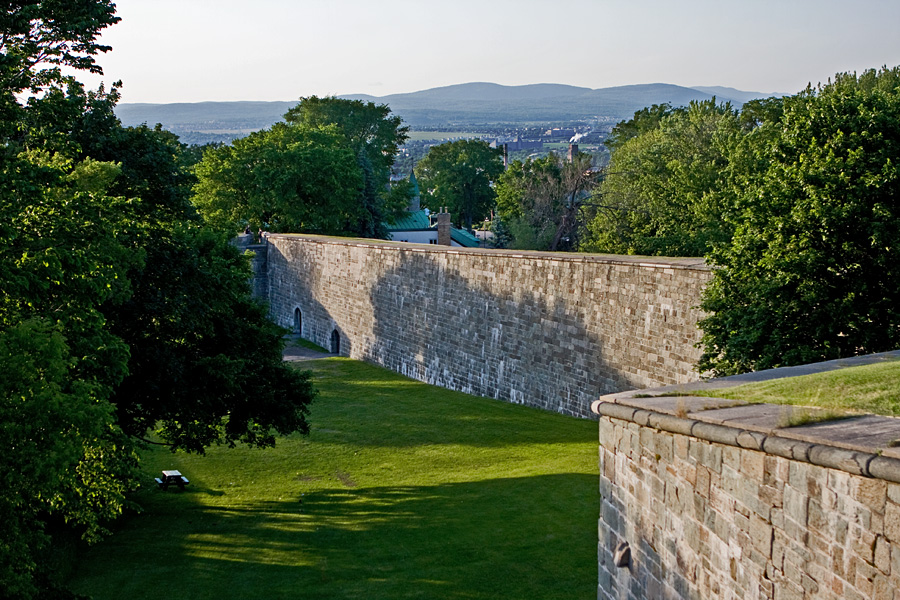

[408,170,421,212]
[567,143,579,163]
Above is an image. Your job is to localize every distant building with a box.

[384,172,481,248]
[544,128,576,139]
[489,137,543,152]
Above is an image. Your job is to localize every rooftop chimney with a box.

[436,210,451,246]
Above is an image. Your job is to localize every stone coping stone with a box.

[603,396,900,456]
[592,349,900,482]
[264,232,711,270]
[599,349,900,400]
[593,398,900,482]
[594,349,900,455]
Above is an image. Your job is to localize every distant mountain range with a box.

[114,82,782,143]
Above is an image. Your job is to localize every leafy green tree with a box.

[284,96,407,169]
[603,103,681,154]
[0,148,140,599]
[0,1,118,122]
[495,151,598,251]
[699,67,900,375]
[416,139,504,230]
[0,6,317,596]
[193,122,365,234]
[284,96,410,236]
[55,86,318,452]
[0,320,119,599]
[581,99,740,256]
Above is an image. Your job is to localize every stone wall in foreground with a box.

[264,234,711,418]
[595,402,900,600]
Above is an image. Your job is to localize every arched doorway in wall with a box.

[293,308,302,336]
[330,329,341,355]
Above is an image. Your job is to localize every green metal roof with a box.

[386,209,431,231]
[450,228,481,248]
[386,209,482,248]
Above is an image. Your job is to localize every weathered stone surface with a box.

[693,403,789,433]
[264,234,711,418]
[600,414,900,600]
[781,415,900,455]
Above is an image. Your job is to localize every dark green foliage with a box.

[0,319,133,599]
[699,67,900,374]
[603,103,682,153]
[194,97,409,237]
[107,227,314,452]
[194,123,364,234]
[0,4,316,596]
[0,0,118,96]
[284,96,410,237]
[495,151,598,251]
[416,139,504,230]
[581,99,739,256]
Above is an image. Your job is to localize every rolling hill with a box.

[115,82,782,143]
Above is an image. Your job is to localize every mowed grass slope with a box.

[700,359,900,417]
[69,359,598,600]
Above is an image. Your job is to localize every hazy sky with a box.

[80,0,900,104]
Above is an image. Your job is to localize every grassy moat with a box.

[69,358,598,600]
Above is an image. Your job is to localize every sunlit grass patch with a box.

[700,359,900,417]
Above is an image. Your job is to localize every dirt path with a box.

[282,339,331,362]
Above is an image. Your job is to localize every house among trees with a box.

[385,172,481,247]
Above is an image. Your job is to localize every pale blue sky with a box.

[82,0,900,103]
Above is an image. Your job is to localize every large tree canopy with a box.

[284,96,407,176]
[495,150,598,251]
[285,96,410,236]
[581,99,740,256]
[194,97,409,237]
[699,67,900,374]
[0,5,316,597]
[194,123,365,234]
[416,139,504,230]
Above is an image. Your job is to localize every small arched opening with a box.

[293,308,302,336]
[330,329,341,355]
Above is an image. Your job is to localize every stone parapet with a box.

[594,388,900,600]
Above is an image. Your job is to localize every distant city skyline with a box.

[78,0,900,104]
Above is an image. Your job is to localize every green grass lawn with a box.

[698,359,900,417]
[68,359,598,600]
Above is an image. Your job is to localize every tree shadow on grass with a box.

[69,474,597,600]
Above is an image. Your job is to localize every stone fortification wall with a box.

[594,397,900,600]
[264,234,711,418]
[246,243,268,299]
[231,235,268,299]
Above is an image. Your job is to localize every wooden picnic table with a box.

[155,470,189,491]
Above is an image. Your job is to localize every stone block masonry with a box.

[263,234,712,418]
[594,393,900,600]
